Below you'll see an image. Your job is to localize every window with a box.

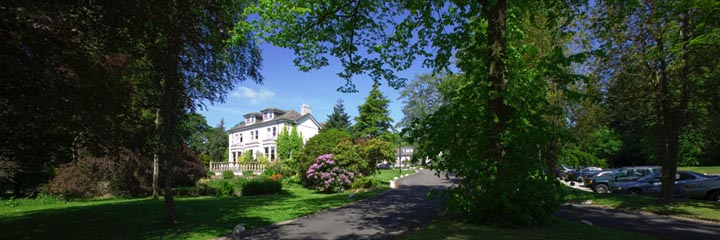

[264,147,269,158]
[240,133,243,143]
[267,127,271,137]
[271,146,276,161]
[264,112,274,119]
[272,127,277,136]
[678,173,696,181]
[255,130,259,139]
[232,152,236,162]
[247,118,255,124]
[250,131,254,140]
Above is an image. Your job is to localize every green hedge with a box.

[241,176,282,196]
[173,177,280,197]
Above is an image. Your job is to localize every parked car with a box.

[376,163,391,169]
[556,165,574,178]
[584,166,661,193]
[566,167,603,182]
[583,169,620,192]
[611,171,715,197]
[683,177,720,201]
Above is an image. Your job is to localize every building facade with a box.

[396,146,415,167]
[227,104,320,163]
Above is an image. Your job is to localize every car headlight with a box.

[615,187,623,190]
[588,180,593,184]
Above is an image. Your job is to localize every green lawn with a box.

[679,166,720,175]
[564,187,720,222]
[402,218,656,240]
[0,170,418,240]
[372,169,417,185]
[0,184,384,240]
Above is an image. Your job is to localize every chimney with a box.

[301,103,312,115]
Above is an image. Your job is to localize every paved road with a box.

[232,169,453,240]
[555,204,720,240]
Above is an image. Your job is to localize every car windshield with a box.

[636,173,659,182]
[592,171,613,177]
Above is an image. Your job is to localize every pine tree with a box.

[322,99,351,132]
[354,83,392,139]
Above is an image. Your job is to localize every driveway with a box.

[231,169,454,240]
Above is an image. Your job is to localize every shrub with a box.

[206,179,235,196]
[222,170,235,180]
[298,129,350,183]
[351,177,378,189]
[241,176,282,196]
[306,154,355,193]
[270,173,283,181]
[262,162,280,176]
[208,171,215,176]
[242,170,254,176]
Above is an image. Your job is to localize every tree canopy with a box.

[322,99,352,132]
[353,83,393,139]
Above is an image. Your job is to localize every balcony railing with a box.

[209,162,267,173]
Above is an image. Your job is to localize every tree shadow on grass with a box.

[0,191,300,240]
[564,186,720,220]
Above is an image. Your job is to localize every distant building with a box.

[227,103,320,162]
[395,146,415,167]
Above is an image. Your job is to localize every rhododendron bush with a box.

[306,154,355,193]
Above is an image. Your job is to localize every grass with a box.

[679,166,720,175]
[402,218,656,240]
[0,184,384,240]
[563,186,720,222]
[371,169,417,185]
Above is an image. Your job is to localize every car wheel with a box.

[707,190,720,202]
[628,188,642,195]
[594,184,609,194]
[577,176,584,182]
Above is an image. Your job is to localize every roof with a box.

[228,110,306,132]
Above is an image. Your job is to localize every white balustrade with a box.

[209,162,268,173]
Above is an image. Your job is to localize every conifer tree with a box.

[322,99,351,132]
[354,83,393,139]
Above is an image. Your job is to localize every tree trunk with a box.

[659,10,691,203]
[160,77,180,224]
[153,108,160,200]
[483,0,512,175]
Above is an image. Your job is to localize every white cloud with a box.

[231,86,275,104]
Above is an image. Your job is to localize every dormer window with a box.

[246,117,255,124]
[264,112,274,120]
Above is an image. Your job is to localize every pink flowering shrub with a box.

[306,154,355,193]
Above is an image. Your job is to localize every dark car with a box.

[376,163,391,169]
[556,165,574,178]
[566,167,602,182]
[583,169,620,192]
[611,171,715,197]
[584,166,661,193]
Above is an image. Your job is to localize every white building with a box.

[227,104,321,163]
[396,146,415,167]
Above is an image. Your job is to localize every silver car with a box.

[683,178,720,201]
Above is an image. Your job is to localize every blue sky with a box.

[197,43,430,129]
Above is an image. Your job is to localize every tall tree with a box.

[322,99,352,132]
[354,83,393,139]
[245,0,585,226]
[276,126,304,161]
[2,0,263,222]
[397,74,447,130]
[594,0,719,203]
